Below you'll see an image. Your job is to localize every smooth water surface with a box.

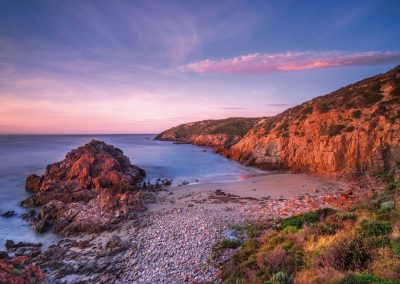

[0,134,264,247]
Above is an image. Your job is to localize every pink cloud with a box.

[183,51,400,74]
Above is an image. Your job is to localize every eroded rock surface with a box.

[22,140,146,235]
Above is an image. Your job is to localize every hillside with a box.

[156,117,260,149]
[157,66,400,178]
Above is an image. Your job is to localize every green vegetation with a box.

[344,126,355,132]
[328,124,346,137]
[302,106,314,116]
[340,273,399,284]
[217,170,400,284]
[352,110,362,119]
[156,117,259,145]
[361,92,383,107]
[219,239,242,249]
[317,103,330,113]
[278,121,289,131]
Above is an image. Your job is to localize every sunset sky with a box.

[1,0,400,134]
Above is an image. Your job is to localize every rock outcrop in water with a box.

[22,140,146,235]
[157,66,400,179]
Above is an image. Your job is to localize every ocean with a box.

[0,134,264,247]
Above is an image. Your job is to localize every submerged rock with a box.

[21,139,147,235]
[0,211,16,218]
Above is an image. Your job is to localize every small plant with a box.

[339,273,397,284]
[380,200,395,211]
[282,212,319,229]
[352,110,362,119]
[278,122,289,131]
[392,237,400,257]
[318,235,371,271]
[219,239,241,249]
[372,170,393,183]
[328,124,346,137]
[344,126,355,132]
[271,271,290,284]
[359,220,392,237]
[264,249,289,274]
[361,92,383,107]
[336,212,357,221]
[317,103,330,113]
[302,106,313,116]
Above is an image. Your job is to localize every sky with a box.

[1,0,400,134]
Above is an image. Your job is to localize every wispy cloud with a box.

[183,51,400,74]
[267,104,290,107]
[220,107,248,110]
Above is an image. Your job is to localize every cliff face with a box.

[158,66,400,178]
[156,117,260,149]
[228,66,400,178]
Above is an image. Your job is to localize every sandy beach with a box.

[147,172,354,212]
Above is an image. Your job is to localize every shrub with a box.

[271,271,291,284]
[317,103,330,113]
[278,122,289,131]
[372,170,393,184]
[361,92,383,107]
[302,106,313,116]
[282,212,319,229]
[264,249,289,274]
[328,124,346,137]
[339,273,397,284]
[380,200,395,211]
[359,220,392,237]
[392,237,400,257]
[344,126,355,132]
[220,239,241,249]
[318,235,371,271]
[281,208,335,229]
[352,110,362,119]
[336,212,357,221]
[312,222,341,236]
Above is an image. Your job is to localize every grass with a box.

[218,171,400,284]
[359,220,392,238]
[340,273,399,284]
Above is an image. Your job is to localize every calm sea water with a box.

[0,134,264,247]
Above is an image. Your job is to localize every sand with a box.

[147,172,350,212]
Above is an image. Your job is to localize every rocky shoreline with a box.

[0,140,375,283]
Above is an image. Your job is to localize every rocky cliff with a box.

[156,117,260,150]
[22,140,146,235]
[158,66,400,178]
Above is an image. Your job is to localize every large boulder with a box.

[22,140,146,235]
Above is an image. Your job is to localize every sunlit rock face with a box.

[158,66,400,179]
[228,66,400,178]
[22,140,146,235]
